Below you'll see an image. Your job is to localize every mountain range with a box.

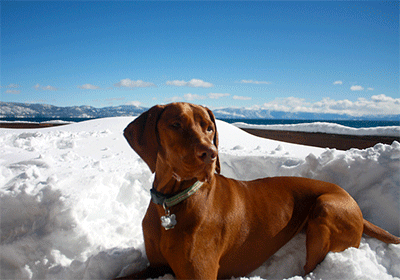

[1,101,399,121]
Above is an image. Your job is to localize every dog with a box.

[118,102,400,279]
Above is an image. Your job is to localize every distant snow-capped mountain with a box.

[0,102,145,119]
[212,107,400,121]
[1,101,399,121]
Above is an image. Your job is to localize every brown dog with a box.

[120,102,400,279]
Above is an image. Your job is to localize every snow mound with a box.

[1,117,399,280]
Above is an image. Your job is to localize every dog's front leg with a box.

[162,235,221,280]
[168,255,220,280]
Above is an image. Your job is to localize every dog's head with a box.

[124,102,220,183]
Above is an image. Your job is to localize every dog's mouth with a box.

[195,167,214,183]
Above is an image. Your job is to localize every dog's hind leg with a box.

[304,218,331,274]
[303,194,363,275]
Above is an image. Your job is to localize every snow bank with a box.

[234,122,400,137]
[1,117,399,280]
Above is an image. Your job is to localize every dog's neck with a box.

[154,173,198,196]
[153,154,217,197]
[153,159,198,195]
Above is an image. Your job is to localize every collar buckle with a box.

[150,188,173,206]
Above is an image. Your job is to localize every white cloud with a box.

[166,79,213,88]
[34,84,58,91]
[5,90,21,94]
[350,85,364,91]
[233,95,252,100]
[261,95,400,116]
[78,84,101,90]
[184,93,206,101]
[333,81,343,85]
[125,101,142,107]
[240,80,271,85]
[114,79,156,88]
[371,94,396,103]
[367,88,374,91]
[208,93,230,99]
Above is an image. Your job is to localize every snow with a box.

[234,122,400,137]
[1,117,399,280]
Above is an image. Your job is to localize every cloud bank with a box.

[261,94,400,116]
[162,92,398,116]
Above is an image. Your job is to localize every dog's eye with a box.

[171,122,181,129]
[207,125,213,133]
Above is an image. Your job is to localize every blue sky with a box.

[1,1,399,116]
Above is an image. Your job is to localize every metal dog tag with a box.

[161,203,177,230]
[161,212,177,230]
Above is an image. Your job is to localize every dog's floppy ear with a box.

[124,105,165,173]
[206,107,221,174]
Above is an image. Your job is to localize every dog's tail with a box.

[363,219,400,244]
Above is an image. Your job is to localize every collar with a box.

[150,181,204,208]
